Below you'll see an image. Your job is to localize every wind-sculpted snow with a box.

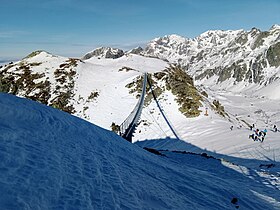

[0,93,280,209]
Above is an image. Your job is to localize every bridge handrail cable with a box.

[119,73,147,141]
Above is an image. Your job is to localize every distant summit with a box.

[270,24,280,31]
[82,47,124,60]
[23,50,54,59]
[128,46,144,55]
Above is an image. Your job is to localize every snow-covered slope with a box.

[0,51,169,129]
[0,93,279,209]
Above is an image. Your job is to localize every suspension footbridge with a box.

[119,73,180,142]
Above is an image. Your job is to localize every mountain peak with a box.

[161,34,188,43]
[197,29,243,40]
[24,50,52,60]
[249,27,261,34]
[167,34,187,41]
[270,24,280,31]
[128,46,144,55]
[82,47,124,60]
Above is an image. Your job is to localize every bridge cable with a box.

[142,108,168,137]
[147,75,180,140]
[119,73,147,142]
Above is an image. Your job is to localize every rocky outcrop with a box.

[266,42,280,67]
[128,47,144,55]
[125,65,204,118]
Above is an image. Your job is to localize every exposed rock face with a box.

[267,42,280,67]
[82,47,124,60]
[128,47,144,55]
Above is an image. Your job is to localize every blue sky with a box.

[0,0,279,60]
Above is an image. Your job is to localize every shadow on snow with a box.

[135,138,280,209]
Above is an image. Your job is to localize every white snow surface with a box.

[76,54,168,128]
[0,93,280,209]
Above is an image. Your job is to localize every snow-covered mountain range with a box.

[144,25,280,89]
[0,25,280,134]
[0,25,279,132]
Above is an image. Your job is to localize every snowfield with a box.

[0,93,280,209]
[134,81,280,177]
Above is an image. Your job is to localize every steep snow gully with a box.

[0,93,279,209]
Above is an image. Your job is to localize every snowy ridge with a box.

[0,51,168,129]
[0,93,279,209]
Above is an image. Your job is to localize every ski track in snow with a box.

[1,93,280,209]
